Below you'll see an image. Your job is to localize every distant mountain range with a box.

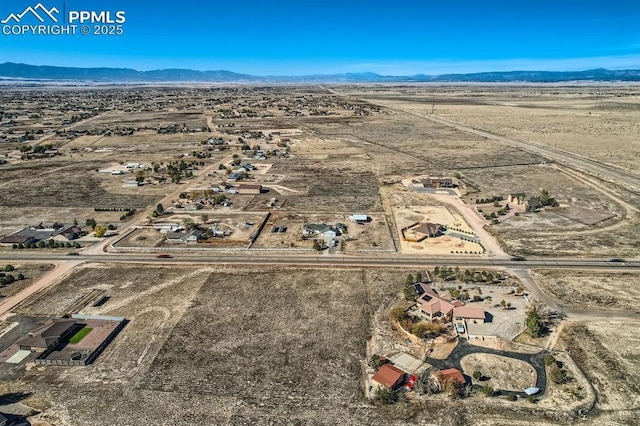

[1,62,640,83]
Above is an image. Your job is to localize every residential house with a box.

[413,222,445,238]
[436,368,466,386]
[51,224,82,242]
[17,319,80,353]
[422,177,454,188]
[523,197,541,212]
[0,228,55,246]
[302,223,340,239]
[452,306,486,324]
[372,364,406,390]
[415,283,463,321]
[507,192,526,205]
[165,229,203,243]
[227,172,243,182]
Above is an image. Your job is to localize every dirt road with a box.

[0,260,82,320]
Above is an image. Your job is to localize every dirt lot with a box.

[531,270,640,312]
[558,321,640,419]
[461,353,536,391]
[0,264,54,299]
[114,228,165,248]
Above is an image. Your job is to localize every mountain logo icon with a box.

[1,3,59,24]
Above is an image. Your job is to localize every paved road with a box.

[0,252,638,270]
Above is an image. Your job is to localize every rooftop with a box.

[372,364,405,388]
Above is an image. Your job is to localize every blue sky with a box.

[1,0,639,74]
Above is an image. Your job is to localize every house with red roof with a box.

[372,364,406,390]
[436,368,467,386]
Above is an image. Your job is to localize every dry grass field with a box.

[558,321,640,423]
[530,270,640,312]
[0,161,158,210]
[346,86,640,172]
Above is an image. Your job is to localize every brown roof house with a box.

[372,364,406,390]
[453,306,486,323]
[436,368,467,386]
[415,283,463,321]
[17,319,80,353]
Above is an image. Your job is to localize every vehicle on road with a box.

[510,256,526,261]
[608,258,625,263]
[156,254,172,258]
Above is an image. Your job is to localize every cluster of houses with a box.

[227,163,257,182]
[0,223,83,246]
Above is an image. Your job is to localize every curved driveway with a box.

[427,339,548,398]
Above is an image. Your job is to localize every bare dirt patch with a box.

[531,270,640,312]
[461,353,536,391]
[0,264,54,299]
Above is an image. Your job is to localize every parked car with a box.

[456,323,465,334]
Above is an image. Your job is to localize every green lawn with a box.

[69,327,93,344]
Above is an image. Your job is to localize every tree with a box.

[405,274,414,286]
[374,387,398,404]
[4,265,14,272]
[415,272,423,283]
[390,306,407,322]
[135,170,145,183]
[182,217,197,231]
[200,213,209,224]
[156,203,164,214]
[544,354,556,366]
[86,218,97,230]
[17,273,24,280]
[549,364,568,384]
[404,279,417,301]
[312,240,322,251]
[480,384,494,396]
[473,371,482,381]
[370,355,383,369]
[94,225,108,238]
